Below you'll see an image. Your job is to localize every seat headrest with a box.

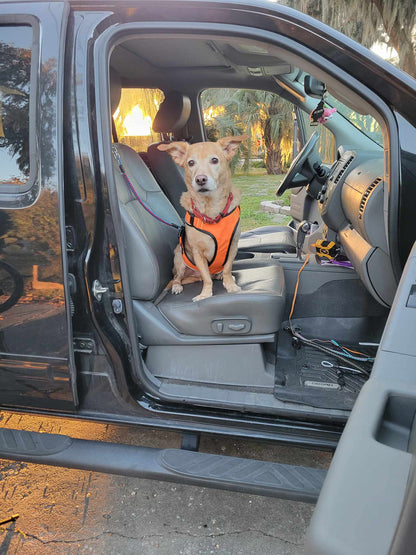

[110,68,122,114]
[152,91,191,134]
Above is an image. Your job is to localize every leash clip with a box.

[178,225,185,241]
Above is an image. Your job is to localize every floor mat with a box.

[274,333,374,410]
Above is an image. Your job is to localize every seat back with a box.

[152,90,191,135]
[147,143,186,218]
[113,143,182,301]
[147,90,191,218]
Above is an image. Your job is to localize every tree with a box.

[201,88,294,174]
[0,39,57,183]
[262,95,293,174]
[286,0,416,77]
[0,42,31,177]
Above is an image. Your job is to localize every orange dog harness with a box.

[180,196,240,275]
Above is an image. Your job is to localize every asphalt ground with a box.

[0,411,332,554]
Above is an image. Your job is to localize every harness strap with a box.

[190,192,234,224]
[112,146,183,234]
[181,205,240,275]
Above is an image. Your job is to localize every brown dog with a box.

[158,135,248,302]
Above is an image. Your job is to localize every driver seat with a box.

[146,91,296,254]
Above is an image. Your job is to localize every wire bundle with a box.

[288,247,374,377]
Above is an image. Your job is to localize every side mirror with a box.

[304,75,326,98]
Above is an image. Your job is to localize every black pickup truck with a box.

[1,1,416,552]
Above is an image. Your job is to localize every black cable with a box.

[292,330,370,377]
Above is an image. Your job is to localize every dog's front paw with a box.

[224,282,241,293]
[192,292,212,302]
[171,282,183,295]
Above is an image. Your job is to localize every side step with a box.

[0,428,326,503]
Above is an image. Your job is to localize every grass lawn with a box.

[232,169,292,232]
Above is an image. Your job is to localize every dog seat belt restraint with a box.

[112,146,184,236]
[180,205,241,275]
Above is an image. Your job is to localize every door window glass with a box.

[325,93,383,146]
[298,110,337,164]
[0,25,32,187]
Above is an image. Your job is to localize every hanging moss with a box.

[284,0,416,77]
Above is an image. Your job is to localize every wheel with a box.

[0,260,24,312]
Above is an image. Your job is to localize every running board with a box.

[0,428,326,503]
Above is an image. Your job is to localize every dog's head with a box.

[157,135,248,195]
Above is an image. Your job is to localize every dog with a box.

[158,135,248,302]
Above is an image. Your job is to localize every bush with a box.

[250,160,266,169]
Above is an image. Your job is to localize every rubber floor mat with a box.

[274,334,373,410]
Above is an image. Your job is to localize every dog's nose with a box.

[195,175,208,186]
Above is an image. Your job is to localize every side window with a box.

[0,25,33,189]
[201,88,295,231]
[113,88,164,152]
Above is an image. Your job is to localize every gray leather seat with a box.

[157,264,285,336]
[147,142,186,219]
[113,142,286,339]
[147,90,190,219]
[146,91,296,253]
[239,226,297,253]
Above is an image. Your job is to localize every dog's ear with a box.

[157,142,188,166]
[217,134,248,161]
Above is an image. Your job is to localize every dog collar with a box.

[190,192,234,224]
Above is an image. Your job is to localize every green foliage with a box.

[251,160,266,168]
[201,88,294,175]
[233,171,291,231]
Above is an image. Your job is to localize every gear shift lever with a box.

[296,220,311,260]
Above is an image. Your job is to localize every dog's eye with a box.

[188,160,195,167]
[211,157,219,164]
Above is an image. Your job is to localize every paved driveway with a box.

[0,411,331,554]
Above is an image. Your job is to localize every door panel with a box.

[0,3,76,410]
[306,243,416,554]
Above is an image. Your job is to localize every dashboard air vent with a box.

[334,155,355,184]
[359,177,382,214]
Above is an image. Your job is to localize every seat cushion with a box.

[239,226,296,253]
[156,263,285,336]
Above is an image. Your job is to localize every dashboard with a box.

[318,147,397,306]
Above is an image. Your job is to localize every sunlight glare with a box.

[123,105,152,136]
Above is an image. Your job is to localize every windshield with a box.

[325,93,383,146]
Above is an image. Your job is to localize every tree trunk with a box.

[242,135,252,173]
[384,20,416,78]
[371,0,416,78]
[263,115,285,175]
[265,148,284,175]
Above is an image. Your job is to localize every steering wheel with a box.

[276,131,320,196]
